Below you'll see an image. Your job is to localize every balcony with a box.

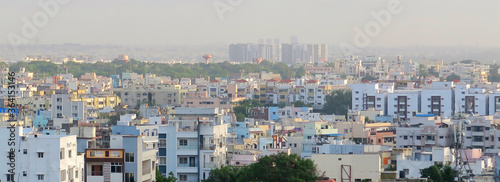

[424,140,435,145]
[177,164,198,173]
[201,145,217,150]
[177,145,198,150]
[178,163,197,168]
[204,163,217,169]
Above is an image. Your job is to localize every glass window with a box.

[125,153,135,162]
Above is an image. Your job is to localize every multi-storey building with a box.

[396,122,452,152]
[420,82,454,117]
[0,127,84,182]
[462,116,500,150]
[85,149,125,182]
[488,91,500,115]
[351,83,393,114]
[120,84,187,107]
[158,108,229,182]
[51,91,87,121]
[387,91,420,121]
[109,135,157,182]
[455,84,489,115]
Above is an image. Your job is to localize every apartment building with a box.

[351,83,393,114]
[396,123,453,152]
[120,84,187,107]
[420,82,454,117]
[0,127,84,182]
[109,135,157,182]
[158,108,229,182]
[387,91,420,121]
[51,91,87,121]
[455,84,489,115]
[84,149,125,182]
[489,91,500,115]
[463,116,500,150]
[74,93,121,110]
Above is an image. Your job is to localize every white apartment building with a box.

[158,108,228,182]
[396,124,452,152]
[420,82,454,117]
[387,91,420,121]
[0,126,84,182]
[488,92,500,115]
[51,92,87,121]
[463,116,500,150]
[351,83,393,114]
[455,84,489,115]
[397,147,452,179]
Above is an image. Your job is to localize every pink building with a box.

[229,154,258,166]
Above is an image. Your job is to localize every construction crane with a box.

[452,118,475,182]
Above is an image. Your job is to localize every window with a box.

[23,171,27,176]
[404,169,409,175]
[23,149,27,154]
[125,152,135,162]
[111,163,122,173]
[91,165,103,176]
[179,174,188,182]
[61,169,66,181]
[160,157,166,164]
[403,136,408,140]
[179,157,188,165]
[160,139,166,148]
[179,139,188,146]
[37,174,44,180]
[416,136,421,140]
[60,148,65,159]
[125,173,135,182]
[38,152,44,158]
[68,150,72,158]
[6,174,14,181]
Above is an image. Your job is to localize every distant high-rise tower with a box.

[229,43,249,62]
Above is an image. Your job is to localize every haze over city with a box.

[1,0,500,62]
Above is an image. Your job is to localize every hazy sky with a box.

[1,0,500,47]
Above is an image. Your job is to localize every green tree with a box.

[233,99,262,121]
[428,67,439,77]
[420,164,455,182]
[445,73,460,82]
[293,101,312,107]
[202,165,241,182]
[418,64,429,77]
[204,153,319,182]
[361,75,376,82]
[488,64,500,82]
[322,90,352,117]
[156,169,177,182]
